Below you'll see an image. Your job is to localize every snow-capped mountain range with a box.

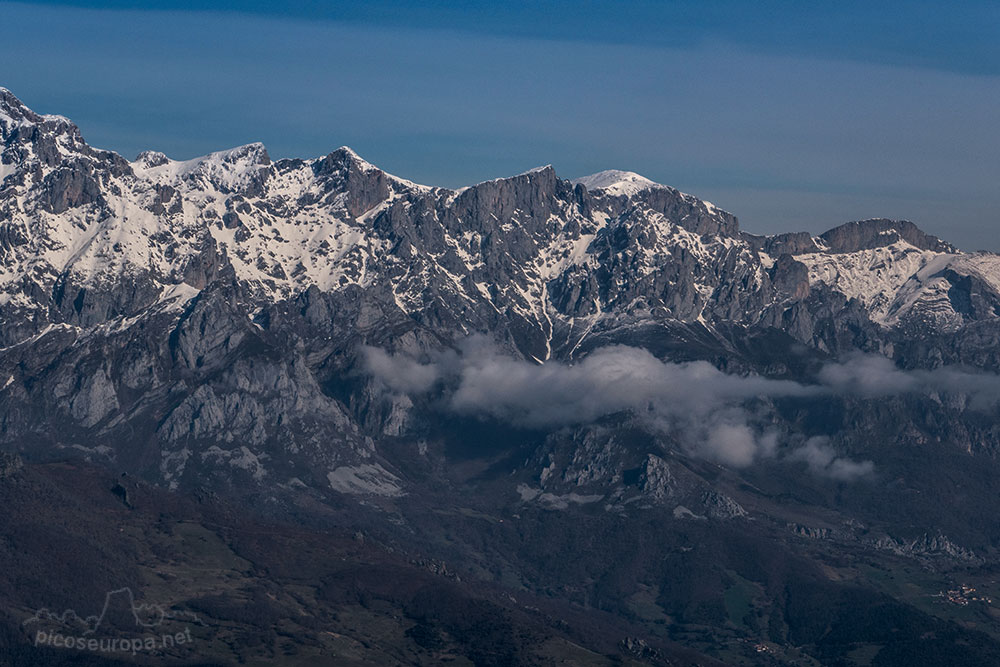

[3,86,1000,499]
[4,86,999,360]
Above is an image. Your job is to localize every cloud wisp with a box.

[362,340,1000,478]
[789,436,876,481]
[818,353,1000,409]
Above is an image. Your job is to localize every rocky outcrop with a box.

[819,218,957,254]
[39,159,104,213]
[744,230,820,256]
[769,253,811,300]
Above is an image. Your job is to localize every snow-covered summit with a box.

[132,142,272,194]
[333,145,375,170]
[572,170,661,196]
[519,165,555,176]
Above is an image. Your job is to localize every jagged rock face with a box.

[817,218,957,254]
[744,230,820,256]
[769,253,811,301]
[3,86,1000,505]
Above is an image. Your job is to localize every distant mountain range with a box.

[5,87,1000,665]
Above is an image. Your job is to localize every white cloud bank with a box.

[362,340,1000,479]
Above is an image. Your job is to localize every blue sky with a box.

[2,1,998,248]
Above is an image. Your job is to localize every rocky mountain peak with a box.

[134,150,170,168]
[0,89,94,174]
[218,141,271,166]
[0,88,79,140]
[314,146,373,177]
[515,164,557,180]
[0,87,38,127]
[327,145,372,168]
[818,218,957,254]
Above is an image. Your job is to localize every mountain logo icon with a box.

[23,587,202,636]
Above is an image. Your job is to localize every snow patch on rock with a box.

[328,463,404,496]
[572,170,660,196]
